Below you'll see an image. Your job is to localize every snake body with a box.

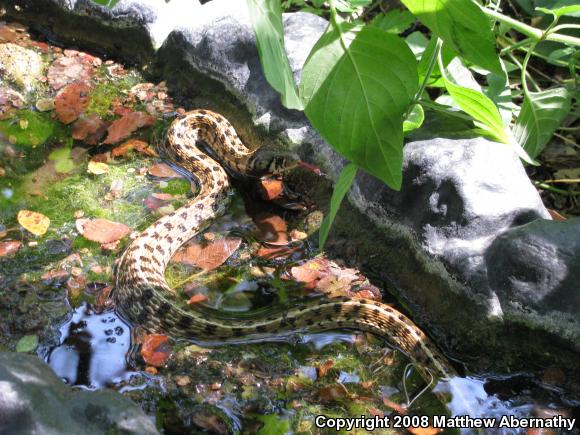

[113,110,455,380]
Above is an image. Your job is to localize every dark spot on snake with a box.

[196,203,204,209]
[255,325,268,333]
[232,328,243,336]
[398,314,405,321]
[333,304,341,313]
[385,307,393,313]
[180,212,188,219]
[155,245,165,254]
[178,224,187,232]
[157,302,172,315]
[164,222,174,230]
[178,316,193,328]
[166,236,174,244]
[144,244,154,253]
[205,324,217,334]
[198,110,208,115]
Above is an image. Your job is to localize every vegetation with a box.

[247,0,579,246]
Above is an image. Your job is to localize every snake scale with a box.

[113,109,455,381]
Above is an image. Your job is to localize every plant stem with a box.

[482,7,580,46]
[535,182,580,196]
[412,38,443,105]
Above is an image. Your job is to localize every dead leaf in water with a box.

[258,177,284,200]
[112,139,156,157]
[17,210,50,236]
[87,161,109,175]
[103,111,155,144]
[141,334,171,367]
[187,294,209,305]
[48,56,94,90]
[147,163,181,178]
[76,218,131,244]
[71,114,108,144]
[192,414,228,435]
[173,237,242,271]
[0,241,21,257]
[55,82,91,124]
[254,213,288,245]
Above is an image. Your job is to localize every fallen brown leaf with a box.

[55,82,91,124]
[290,258,329,290]
[141,334,171,367]
[317,359,334,378]
[254,213,288,245]
[104,111,155,144]
[256,245,302,260]
[187,294,209,305]
[382,397,407,415]
[408,427,443,435]
[192,414,228,435]
[147,163,181,178]
[47,56,94,90]
[173,237,242,271]
[258,176,284,200]
[71,114,108,144]
[547,209,567,221]
[112,139,156,157]
[17,210,50,236]
[0,240,21,257]
[76,218,131,244]
[317,384,351,403]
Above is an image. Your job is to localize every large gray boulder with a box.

[0,352,158,435]
[2,0,579,372]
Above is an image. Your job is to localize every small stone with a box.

[74,210,84,219]
[175,375,191,387]
[0,43,44,91]
[27,241,38,248]
[71,267,83,277]
[36,97,55,112]
[144,366,158,375]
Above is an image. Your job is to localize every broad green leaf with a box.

[484,59,515,127]
[91,0,119,7]
[16,335,38,353]
[400,0,502,74]
[406,31,430,58]
[247,0,303,110]
[300,23,418,189]
[537,4,580,17]
[319,163,358,249]
[440,57,509,144]
[404,104,425,133]
[513,87,572,158]
[371,9,416,34]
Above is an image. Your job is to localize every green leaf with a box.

[300,23,418,189]
[247,0,303,110]
[257,415,291,435]
[404,104,425,133]
[371,9,416,34]
[319,163,358,249]
[537,4,580,17]
[513,87,572,158]
[91,0,119,7]
[16,335,38,353]
[400,0,502,74]
[440,57,509,144]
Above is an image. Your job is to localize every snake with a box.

[113,109,456,381]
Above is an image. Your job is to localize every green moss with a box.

[160,178,194,196]
[0,110,60,147]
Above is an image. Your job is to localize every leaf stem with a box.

[482,7,580,47]
[412,38,443,106]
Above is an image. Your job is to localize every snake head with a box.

[250,150,299,175]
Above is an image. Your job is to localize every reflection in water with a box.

[46,303,134,389]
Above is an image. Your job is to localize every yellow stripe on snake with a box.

[113,109,456,382]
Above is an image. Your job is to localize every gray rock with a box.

[356,137,551,296]
[486,218,580,314]
[0,352,158,435]
[0,43,44,91]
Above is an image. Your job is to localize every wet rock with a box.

[486,219,580,314]
[357,137,551,294]
[0,43,43,91]
[0,352,158,435]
